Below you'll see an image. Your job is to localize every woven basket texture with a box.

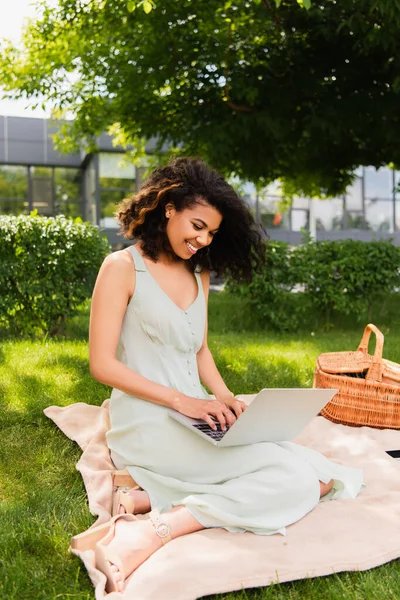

[314,324,400,429]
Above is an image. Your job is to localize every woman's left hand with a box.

[215,393,247,419]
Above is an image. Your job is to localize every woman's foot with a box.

[99,517,163,593]
[319,479,334,498]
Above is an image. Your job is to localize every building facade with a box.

[1,115,400,246]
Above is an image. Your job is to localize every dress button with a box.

[188,319,192,324]
[189,370,192,375]
[191,331,195,336]
[193,382,196,387]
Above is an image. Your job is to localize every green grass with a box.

[0,293,399,599]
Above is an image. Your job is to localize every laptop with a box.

[169,388,338,447]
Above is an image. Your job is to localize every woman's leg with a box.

[121,479,335,515]
[117,490,151,514]
[105,506,204,592]
[106,479,336,591]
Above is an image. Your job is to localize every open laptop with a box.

[169,388,338,447]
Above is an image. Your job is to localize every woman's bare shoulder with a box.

[98,249,136,291]
[102,248,134,270]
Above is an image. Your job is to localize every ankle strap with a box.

[112,470,138,488]
[149,509,172,545]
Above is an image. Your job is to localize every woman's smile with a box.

[186,241,199,255]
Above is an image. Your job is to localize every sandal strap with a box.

[148,509,172,545]
[112,470,138,489]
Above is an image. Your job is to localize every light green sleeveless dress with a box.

[106,245,364,535]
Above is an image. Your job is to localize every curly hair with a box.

[117,157,265,282]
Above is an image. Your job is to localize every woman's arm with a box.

[196,271,246,418]
[89,251,235,429]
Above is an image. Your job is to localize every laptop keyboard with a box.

[192,421,230,442]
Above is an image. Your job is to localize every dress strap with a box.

[194,268,204,297]
[127,245,147,272]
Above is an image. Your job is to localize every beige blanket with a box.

[44,398,400,600]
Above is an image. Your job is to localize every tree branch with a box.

[223,21,254,113]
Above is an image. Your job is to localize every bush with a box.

[226,241,310,332]
[0,213,111,334]
[226,239,400,331]
[298,239,400,321]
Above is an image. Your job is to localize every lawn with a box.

[0,292,399,600]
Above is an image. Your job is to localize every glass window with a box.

[0,199,27,215]
[346,211,369,229]
[0,165,28,200]
[54,167,83,219]
[99,153,136,180]
[99,153,136,228]
[365,199,394,232]
[261,210,290,230]
[364,166,394,200]
[394,170,400,192]
[291,209,309,231]
[255,193,290,230]
[85,158,97,225]
[345,176,363,210]
[291,196,309,210]
[31,166,53,217]
[314,198,344,230]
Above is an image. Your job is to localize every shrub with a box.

[298,239,400,321]
[226,239,400,331]
[226,241,310,331]
[0,213,111,334]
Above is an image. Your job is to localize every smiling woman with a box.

[72,156,364,594]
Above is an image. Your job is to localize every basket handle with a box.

[356,323,384,382]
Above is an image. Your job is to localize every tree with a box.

[2,0,400,195]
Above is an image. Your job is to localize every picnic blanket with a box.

[44,396,400,600]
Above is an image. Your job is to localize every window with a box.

[55,167,83,219]
[259,194,290,230]
[291,209,309,232]
[31,166,53,216]
[314,198,344,231]
[99,153,136,228]
[364,166,394,200]
[345,176,363,211]
[0,165,28,215]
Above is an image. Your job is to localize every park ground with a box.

[0,292,399,600]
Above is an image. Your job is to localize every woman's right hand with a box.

[172,395,237,431]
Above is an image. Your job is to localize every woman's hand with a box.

[172,395,237,431]
[215,392,247,419]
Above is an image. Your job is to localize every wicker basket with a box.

[314,323,400,429]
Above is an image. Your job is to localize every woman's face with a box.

[165,200,222,260]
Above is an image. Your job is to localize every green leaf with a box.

[297,0,312,8]
[127,1,136,12]
[275,0,282,6]
[143,1,153,14]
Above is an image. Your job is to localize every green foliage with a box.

[227,240,400,331]
[297,239,400,320]
[0,213,110,335]
[227,241,308,332]
[2,1,400,194]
